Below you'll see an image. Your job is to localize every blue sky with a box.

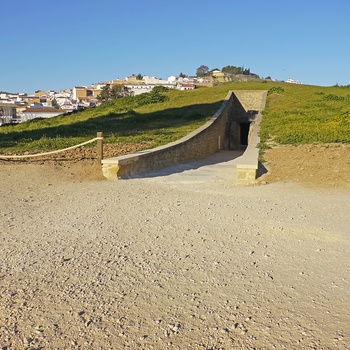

[2,0,350,93]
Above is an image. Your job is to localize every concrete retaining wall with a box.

[236,91,267,185]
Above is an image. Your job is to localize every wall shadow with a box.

[257,161,268,178]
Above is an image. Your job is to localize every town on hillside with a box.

[0,69,301,125]
[0,74,204,125]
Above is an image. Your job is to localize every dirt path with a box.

[1,144,350,349]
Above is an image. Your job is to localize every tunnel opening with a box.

[240,122,250,146]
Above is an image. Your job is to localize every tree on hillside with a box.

[136,73,143,80]
[222,65,246,75]
[196,65,209,77]
[179,72,187,78]
[110,84,125,99]
[97,84,126,102]
[97,85,111,102]
[221,65,259,77]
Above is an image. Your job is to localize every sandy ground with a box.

[1,144,350,349]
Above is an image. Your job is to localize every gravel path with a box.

[1,158,349,349]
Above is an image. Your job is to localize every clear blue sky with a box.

[2,0,350,93]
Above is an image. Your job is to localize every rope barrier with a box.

[0,136,103,160]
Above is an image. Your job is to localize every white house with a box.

[286,78,302,84]
[124,84,153,96]
[124,82,175,96]
[167,76,178,84]
[20,105,66,122]
[177,83,195,91]
[60,101,78,112]
[0,103,18,125]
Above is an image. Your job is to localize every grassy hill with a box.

[260,83,350,147]
[1,80,349,156]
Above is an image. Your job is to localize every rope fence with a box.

[0,132,104,163]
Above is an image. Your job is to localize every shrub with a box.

[151,86,170,93]
[268,86,285,94]
[323,94,344,101]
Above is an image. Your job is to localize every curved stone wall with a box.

[102,90,267,180]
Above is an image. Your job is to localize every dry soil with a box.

[0,144,349,349]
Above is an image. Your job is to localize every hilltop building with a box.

[285,78,302,84]
[211,70,229,82]
[72,86,102,106]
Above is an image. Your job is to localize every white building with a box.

[124,84,153,96]
[167,76,178,84]
[0,103,19,125]
[20,105,66,122]
[177,83,195,91]
[286,78,302,84]
[143,76,169,85]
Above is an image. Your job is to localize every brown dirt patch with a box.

[259,143,350,188]
[0,141,155,164]
[0,142,156,181]
[1,142,349,188]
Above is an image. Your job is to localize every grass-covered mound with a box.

[261,83,350,148]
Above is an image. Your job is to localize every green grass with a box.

[0,87,226,152]
[260,83,350,146]
[1,79,349,155]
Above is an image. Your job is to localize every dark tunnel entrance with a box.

[240,122,250,146]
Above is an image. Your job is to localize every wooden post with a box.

[97,132,103,164]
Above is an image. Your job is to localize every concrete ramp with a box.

[132,149,245,185]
